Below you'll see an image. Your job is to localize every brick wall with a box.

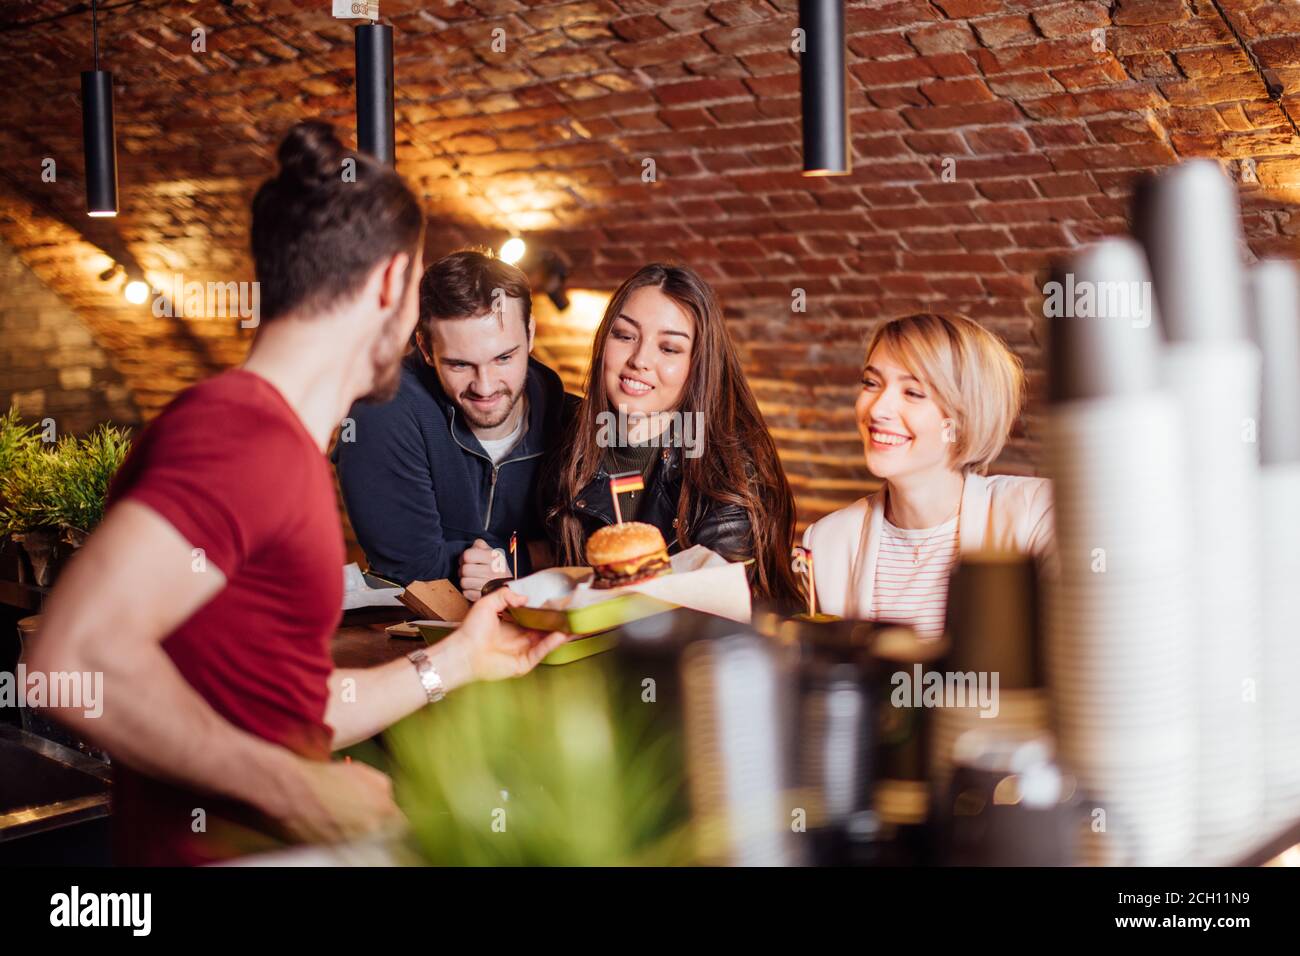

[3,0,1300,529]
[0,236,139,435]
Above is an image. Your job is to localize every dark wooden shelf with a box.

[0,578,45,613]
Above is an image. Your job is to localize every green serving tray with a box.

[538,630,621,665]
[508,590,677,637]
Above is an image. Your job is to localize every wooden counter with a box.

[330,622,416,669]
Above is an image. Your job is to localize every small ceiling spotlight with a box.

[123,279,149,304]
[500,236,526,265]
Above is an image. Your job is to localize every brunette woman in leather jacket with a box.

[543,263,801,610]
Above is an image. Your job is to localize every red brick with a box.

[921,77,995,105]
[973,198,1095,224]
[904,131,968,154]
[1120,52,1180,81]
[964,126,1036,154]
[1032,2,1111,39]
[981,47,1104,83]
[610,14,672,42]
[868,87,930,110]
[915,181,979,203]
[848,33,916,60]
[977,178,1039,200]
[902,252,1005,273]
[1020,86,1166,119]
[1174,46,1254,79]
[608,34,713,68]
[1053,59,1130,92]
[901,100,1021,129]
[972,15,1038,48]
[703,21,791,56]
[656,77,752,107]
[1158,74,1267,107]
[850,58,937,87]
[1034,172,1099,197]
[933,0,1005,15]
[908,22,979,55]
[924,53,982,78]
[1086,113,1166,144]
[986,71,1062,98]
[1112,0,1190,27]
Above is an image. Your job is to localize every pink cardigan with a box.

[801,472,1055,620]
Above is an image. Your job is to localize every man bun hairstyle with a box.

[251,120,424,323]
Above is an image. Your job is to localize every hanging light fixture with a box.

[355,21,395,166]
[82,0,118,216]
[799,0,850,177]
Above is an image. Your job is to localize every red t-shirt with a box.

[107,369,343,865]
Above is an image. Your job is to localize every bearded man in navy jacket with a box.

[335,249,576,599]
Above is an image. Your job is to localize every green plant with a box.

[387,662,693,866]
[0,422,131,538]
[0,405,38,485]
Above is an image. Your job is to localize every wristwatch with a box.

[407,648,446,704]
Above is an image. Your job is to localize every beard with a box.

[359,306,408,404]
[456,383,524,430]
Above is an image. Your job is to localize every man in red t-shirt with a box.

[31,121,565,865]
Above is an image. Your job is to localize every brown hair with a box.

[545,263,801,608]
[417,248,532,335]
[250,120,423,323]
[864,313,1025,474]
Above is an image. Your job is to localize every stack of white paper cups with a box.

[1249,260,1300,826]
[1045,238,1196,865]
[1136,160,1264,862]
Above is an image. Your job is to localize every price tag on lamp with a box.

[333,1,379,20]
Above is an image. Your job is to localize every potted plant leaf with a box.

[386,662,694,866]
[0,406,38,582]
[0,421,131,587]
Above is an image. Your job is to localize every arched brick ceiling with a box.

[2,0,1300,524]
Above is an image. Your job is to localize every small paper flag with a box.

[609,472,645,495]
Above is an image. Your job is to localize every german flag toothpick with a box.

[608,471,644,525]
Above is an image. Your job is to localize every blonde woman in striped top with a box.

[802,313,1054,637]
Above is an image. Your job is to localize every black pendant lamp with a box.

[82,0,118,216]
[799,0,850,177]
[355,22,395,166]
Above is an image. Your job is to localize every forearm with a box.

[34,636,303,818]
[326,638,473,749]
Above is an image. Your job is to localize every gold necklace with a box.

[885,479,965,567]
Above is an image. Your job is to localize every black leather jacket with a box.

[568,445,753,564]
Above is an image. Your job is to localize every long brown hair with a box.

[545,263,800,608]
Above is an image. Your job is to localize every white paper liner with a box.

[509,545,752,624]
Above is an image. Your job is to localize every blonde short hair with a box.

[863,313,1025,474]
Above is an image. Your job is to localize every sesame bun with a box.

[586,522,671,589]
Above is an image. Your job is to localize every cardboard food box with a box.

[399,579,470,622]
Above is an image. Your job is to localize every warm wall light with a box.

[500,237,526,265]
[123,279,149,304]
[799,0,850,177]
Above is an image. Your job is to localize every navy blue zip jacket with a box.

[334,351,575,587]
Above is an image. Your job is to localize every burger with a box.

[586,522,672,589]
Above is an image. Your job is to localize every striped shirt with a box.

[871,515,959,639]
